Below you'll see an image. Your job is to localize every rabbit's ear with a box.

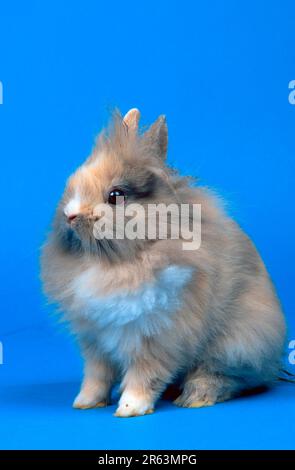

[123,108,140,132]
[142,115,168,160]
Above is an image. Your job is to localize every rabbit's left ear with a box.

[142,115,168,160]
[123,108,140,132]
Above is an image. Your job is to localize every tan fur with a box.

[73,359,114,409]
[41,109,286,417]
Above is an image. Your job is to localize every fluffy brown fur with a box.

[41,108,286,417]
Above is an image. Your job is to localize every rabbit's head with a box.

[54,109,184,263]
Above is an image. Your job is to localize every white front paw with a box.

[115,390,154,418]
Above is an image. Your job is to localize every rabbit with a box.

[41,108,286,417]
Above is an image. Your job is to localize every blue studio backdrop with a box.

[0,1,294,449]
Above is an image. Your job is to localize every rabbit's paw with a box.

[114,391,154,418]
[174,395,214,408]
[73,391,108,410]
[174,374,236,408]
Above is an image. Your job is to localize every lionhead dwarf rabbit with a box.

[41,108,286,417]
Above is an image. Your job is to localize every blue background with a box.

[0,0,294,449]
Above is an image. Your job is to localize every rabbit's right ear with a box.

[123,108,141,132]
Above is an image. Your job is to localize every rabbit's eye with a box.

[108,189,125,205]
